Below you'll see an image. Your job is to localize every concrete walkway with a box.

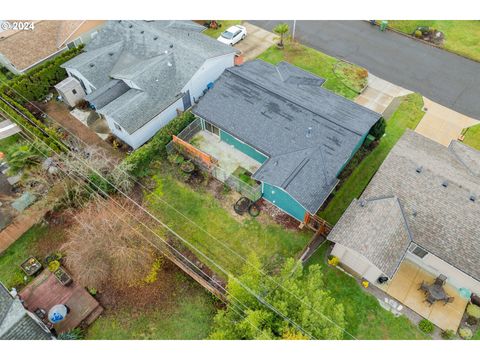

[415,97,480,147]
[355,74,411,115]
[234,22,276,61]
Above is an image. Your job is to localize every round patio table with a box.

[428,285,446,301]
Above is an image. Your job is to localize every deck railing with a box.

[166,136,262,201]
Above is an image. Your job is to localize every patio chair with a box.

[425,295,436,306]
[418,281,430,293]
[434,274,447,286]
[443,296,454,305]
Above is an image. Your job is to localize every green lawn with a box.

[145,172,311,275]
[306,243,428,339]
[86,272,216,340]
[387,21,480,62]
[319,93,425,225]
[463,124,480,151]
[0,133,21,154]
[258,43,367,99]
[203,20,242,39]
[0,225,48,289]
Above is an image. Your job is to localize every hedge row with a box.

[0,45,85,105]
[0,94,65,153]
[124,111,195,177]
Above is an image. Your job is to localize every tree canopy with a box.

[209,255,345,340]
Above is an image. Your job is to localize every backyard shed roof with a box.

[62,20,236,134]
[329,130,480,281]
[193,60,381,213]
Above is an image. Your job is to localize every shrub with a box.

[441,329,456,340]
[124,111,195,177]
[0,45,84,104]
[458,327,473,340]
[57,328,84,340]
[327,255,339,267]
[414,30,422,38]
[466,303,480,319]
[47,260,61,272]
[369,118,387,140]
[418,319,434,334]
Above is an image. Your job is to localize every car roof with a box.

[225,25,241,32]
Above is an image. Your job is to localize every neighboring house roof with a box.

[62,20,236,134]
[0,283,52,340]
[192,60,381,213]
[0,20,103,71]
[329,130,480,281]
[328,196,413,278]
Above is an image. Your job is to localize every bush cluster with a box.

[369,118,387,140]
[418,319,434,334]
[124,111,195,178]
[0,45,84,104]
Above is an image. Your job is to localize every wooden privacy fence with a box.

[303,213,332,236]
[172,135,215,167]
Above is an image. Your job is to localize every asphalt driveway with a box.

[250,20,480,120]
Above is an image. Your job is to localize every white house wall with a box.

[331,243,384,284]
[182,53,235,104]
[406,252,480,295]
[105,97,184,149]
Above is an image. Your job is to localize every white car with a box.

[217,25,247,46]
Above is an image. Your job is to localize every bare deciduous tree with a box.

[62,198,156,290]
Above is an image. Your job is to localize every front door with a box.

[182,91,192,110]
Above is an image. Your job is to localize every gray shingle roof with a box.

[62,20,236,134]
[192,60,381,213]
[0,283,52,340]
[328,196,413,278]
[330,129,480,281]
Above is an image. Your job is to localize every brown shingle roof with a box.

[0,20,100,71]
[329,130,480,280]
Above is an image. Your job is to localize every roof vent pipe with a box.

[470,195,476,202]
[442,180,449,188]
[306,126,312,138]
[416,166,423,173]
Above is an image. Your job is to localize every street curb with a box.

[364,21,480,65]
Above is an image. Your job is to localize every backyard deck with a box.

[379,260,468,331]
[19,269,103,334]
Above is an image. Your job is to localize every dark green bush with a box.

[369,118,386,140]
[418,319,434,334]
[124,111,195,178]
[1,45,84,104]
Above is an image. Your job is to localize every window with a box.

[205,122,219,136]
[412,246,428,259]
[114,122,122,132]
[72,89,77,95]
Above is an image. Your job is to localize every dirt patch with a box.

[44,101,122,160]
[256,198,301,230]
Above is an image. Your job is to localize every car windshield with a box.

[221,30,235,39]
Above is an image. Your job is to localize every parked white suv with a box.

[217,25,247,46]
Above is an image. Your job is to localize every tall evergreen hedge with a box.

[124,111,195,177]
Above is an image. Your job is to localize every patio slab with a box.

[192,130,261,176]
[382,259,468,331]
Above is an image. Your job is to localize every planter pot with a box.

[180,161,195,174]
[276,43,284,49]
[20,257,43,277]
[54,267,73,286]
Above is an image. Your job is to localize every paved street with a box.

[250,20,480,120]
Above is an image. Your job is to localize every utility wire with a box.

[0,76,356,339]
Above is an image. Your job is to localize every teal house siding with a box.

[262,182,307,221]
[219,129,268,164]
[336,132,368,176]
